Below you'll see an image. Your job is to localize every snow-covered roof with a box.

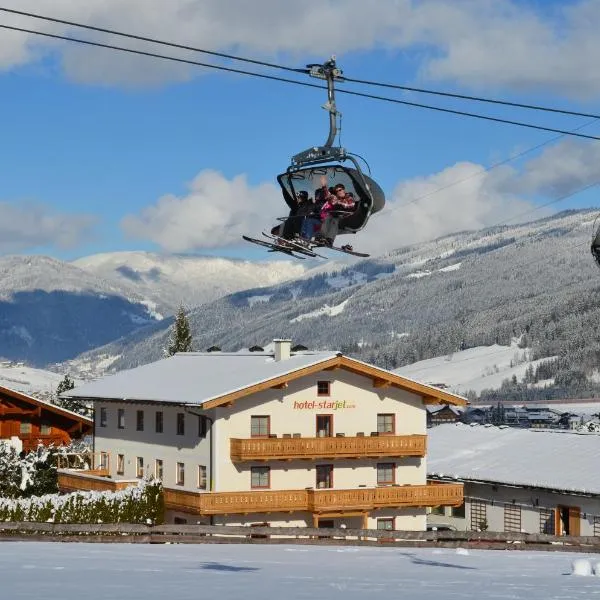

[0,385,93,425]
[64,351,341,405]
[427,423,600,495]
[64,350,467,407]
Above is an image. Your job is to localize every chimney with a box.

[273,339,291,361]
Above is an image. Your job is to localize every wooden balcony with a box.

[58,470,137,493]
[230,434,427,462]
[163,483,463,515]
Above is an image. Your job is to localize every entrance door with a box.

[318,519,334,528]
[316,415,333,437]
[556,505,581,536]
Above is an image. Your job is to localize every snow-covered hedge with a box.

[0,478,164,524]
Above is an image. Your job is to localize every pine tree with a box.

[166,305,194,356]
[54,375,91,417]
[56,374,75,396]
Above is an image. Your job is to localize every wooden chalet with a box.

[0,385,93,452]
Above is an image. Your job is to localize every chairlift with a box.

[243,58,385,259]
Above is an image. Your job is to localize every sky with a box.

[2,0,600,261]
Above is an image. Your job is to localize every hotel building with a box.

[59,340,465,530]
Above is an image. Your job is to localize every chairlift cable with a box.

[394,118,598,210]
[342,76,600,121]
[3,6,599,122]
[2,23,600,141]
[0,6,304,75]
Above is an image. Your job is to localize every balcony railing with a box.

[163,483,463,515]
[58,470,137,493]
[230,434,427,462]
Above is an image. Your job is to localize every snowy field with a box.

[394,341,557,395]
[3,542,600,599]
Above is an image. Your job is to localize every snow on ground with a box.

[3,542,600,599]
[247,294,272,307]
[395,341,557,394]
[429,423,600,494]
[439,262,462,273]
[290,298,350,323]
[0,363,74,398]
[405,263,462,280]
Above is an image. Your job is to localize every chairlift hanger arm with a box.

[293,58,344,167]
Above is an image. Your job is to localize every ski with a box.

[261,232,325,258]
[328,244,370,257]
[242,235,307,259]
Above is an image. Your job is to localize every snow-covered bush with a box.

[0,478,163,524]
[0,440,93,500]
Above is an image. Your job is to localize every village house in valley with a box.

[0,385,93,452]
[427,423,600,536]
[58,340,465,529]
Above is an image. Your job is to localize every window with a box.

[317,380,330,396]
[377,463,395,485]
[174,517,187,524]
[470,501,487,531]
[177,413,185,436]
[155,411,163,433]
[541,509,556,535]
[40,422,51,435]
[377,518,394,530]
[20,421,31,434]
[251,416,270,438]
[594,516,600,537]
[117,454,125,475]
[198,465,207,490]
[377,414,395,435]
[99,407,107,428]
[100,452,109,470]
[136,457,144,478]
[155,459,163,481]
[316,415,333,437]
[136,410,144,431]
[199,416,208,438]
[452,503,466,518]
[176,462,185,485]
[504,504,521,532]
[431,505,445,516]
[118,409,125,429]
[316,465,333,489]
[251,466,270,489]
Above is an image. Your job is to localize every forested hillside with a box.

[67,210,600,400]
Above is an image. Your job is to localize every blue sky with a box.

[1,0,600,261]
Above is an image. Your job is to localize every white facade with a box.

[66,347,465,530]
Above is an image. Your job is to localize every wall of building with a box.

[213,368,426,493]
[428,480,600,536]
[94,401,212,493]
[164,508,426,530]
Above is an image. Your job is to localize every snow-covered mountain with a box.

[72,251,306,315]
[65,209,600,401]
[0,255,163,367]
[0,361,85,402]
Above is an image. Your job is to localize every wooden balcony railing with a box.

[163,483,463,515]
[58,471,137,493]
[230,434,427,462]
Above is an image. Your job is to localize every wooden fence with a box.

[1,522,600,552]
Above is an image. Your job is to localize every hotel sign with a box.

[293,400,356,410]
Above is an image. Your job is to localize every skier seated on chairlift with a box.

[271,190,315,242]
[315,181,356,250]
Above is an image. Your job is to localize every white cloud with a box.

[122,134,600,256]
[120,169,282,251]
[0,201,97,253]
[2,0,600,97]
[359,161,543,256]
[507,140,600,197]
